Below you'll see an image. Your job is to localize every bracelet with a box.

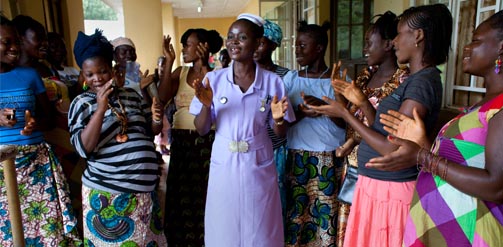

[432,155,444,177]
[416,148,425,171]
[274,118,284,126]
[440,158,449,180]
[153,118,162,125]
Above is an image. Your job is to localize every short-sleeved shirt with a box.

[0,67,45,145]
[283,70,346,151]
[68,88,159,193]
[358,66,443,182]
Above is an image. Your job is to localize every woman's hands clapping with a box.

[271,96,288,120]
[196,42,210,66]
[365,135,420,171]
[162,35,176,67]
[299,92,322,118]
[332,80,366,107]
[20,110,36,136]
[307,95,348,119]
[1,108,17,127]
[1,108,37,135]
[193,77,213,108]
[380,108,429,148]
[366,108,429,171]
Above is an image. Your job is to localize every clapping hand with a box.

[271,95,288,120]
[365,135,420,171]
[299,92,321,118]
[330,61,348,82]
[193,77,213,108]
[140,69,155,89]
[1,108,17,127]
[330,61,350,110]
[20,110,36,136]
[380,108,428,147]
[332,80,366,107]
[196,42,210,66]
[162,35,176,67]
[307,95,348,119]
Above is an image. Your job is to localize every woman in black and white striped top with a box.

[68,29,166,246]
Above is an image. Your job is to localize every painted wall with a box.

[241,0,259,15]
[161,3,179,67]
[374,0,411,16]
[0,0,14,18]
[123,0,163,72]
[17,0,45,25]
[62,0,85,67]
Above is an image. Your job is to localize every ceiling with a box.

[162,0,251,18]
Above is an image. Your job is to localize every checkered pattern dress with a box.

[403,93,503,247]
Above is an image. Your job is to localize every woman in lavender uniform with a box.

[190,13,295,247]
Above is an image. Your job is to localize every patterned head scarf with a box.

[263,20,283,47]
[73,29,113,69]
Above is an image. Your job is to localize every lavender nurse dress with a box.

[190,64,295,247]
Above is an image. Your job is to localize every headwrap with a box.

[237,13,265,27]
[73,29,113,69]
[263,20,283,47]
[111,37,136,50]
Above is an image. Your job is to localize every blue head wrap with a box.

[263,20,283,47]
[73,29,113,69]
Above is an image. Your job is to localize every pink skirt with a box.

[343,175,415,247]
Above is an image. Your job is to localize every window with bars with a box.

[331,0,372,79]
[260,0,294,69]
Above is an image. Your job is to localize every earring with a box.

[495,56,502,74]
[82,81,89,91]
[415,43,418,47]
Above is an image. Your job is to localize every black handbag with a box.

[337,161,358,205]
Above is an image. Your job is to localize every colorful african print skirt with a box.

[274,144,288,226]
[284,149,343,247]
[164,129,214,246]
[0,142,81,246]
[82,185,166,246]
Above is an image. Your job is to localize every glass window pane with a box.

[474,76,485,88]
[305,9,315,23]
[351,25,363,59]
[337,26,350,59]
[338,0,350,25]
[453,90,484,107]
[303,0,314,9]
[352,0,364,24]
[481,0,496,7]
[480,10,496,23]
